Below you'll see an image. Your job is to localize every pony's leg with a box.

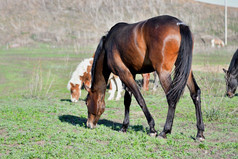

[120,88,132,132]
[119,71,157,136]
[187,72,205,141]
[153,71,159,91]
[115,76,123,100]
[108,78,116,100]
[142,73,150,91]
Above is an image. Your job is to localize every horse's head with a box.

[85,88,105,129]
[68,82,81,102]
[223,68,238,98]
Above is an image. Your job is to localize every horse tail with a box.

[166,24,193,105]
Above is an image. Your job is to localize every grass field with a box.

[0,45,237,158]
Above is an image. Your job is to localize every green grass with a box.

[0,47,237,158]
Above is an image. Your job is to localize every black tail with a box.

[166,24,193,105]
[91,36,106,81]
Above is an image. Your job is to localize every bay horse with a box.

[223,49,238,98]
[85,15,205,141]
[67,58,123,102]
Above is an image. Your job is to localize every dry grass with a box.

[0,0,237,48]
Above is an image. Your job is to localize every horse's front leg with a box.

[119,71,157,136]
[120,89,132,132]
[156,71,175,138]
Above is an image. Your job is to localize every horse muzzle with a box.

[71,95,79,102]
[227,92,234,98]
[71,98,78,103]
[86,120,97,129]
[86,113,100,129]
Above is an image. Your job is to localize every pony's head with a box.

[67,82,81,102]
[85,87,105,129]
[223,68,238,98]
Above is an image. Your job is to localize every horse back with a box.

[105,15,182,74]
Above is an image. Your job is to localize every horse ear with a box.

[223,68,227,74]
[70,82,74,87]
[85,85,91,92]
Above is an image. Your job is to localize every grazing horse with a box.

[211,38,224,48]
[85,15,205,141]
[67,58,93,102]
[67,58,123,102]
[223,49,238,98]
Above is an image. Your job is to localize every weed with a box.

[25,61,55,99]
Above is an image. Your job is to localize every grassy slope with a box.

[0,47,237,158]
[0,0,237,47]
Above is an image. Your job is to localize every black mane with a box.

[228,49,238,76]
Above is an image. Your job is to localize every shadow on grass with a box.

[58,115,145,132]
[60,99,71,102]
[60,98,86,103]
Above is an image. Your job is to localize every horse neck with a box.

[91,51,110,94]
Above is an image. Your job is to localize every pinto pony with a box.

[85,15,205,141]
[67,58,123,102]
[67,58,93,102]
[223,49,238,98]
[211,38,225,48]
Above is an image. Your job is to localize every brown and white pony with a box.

[211,38,225,48]
[85,15,205,141]
[67,58,123,102]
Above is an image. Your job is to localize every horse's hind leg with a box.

[187,72,205,141]
[156,70,177,138]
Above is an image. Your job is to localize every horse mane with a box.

[91,36,107,87]
[228,49,238,76]
[67,58,93,90]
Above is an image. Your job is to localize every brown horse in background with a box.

[85,15,205,141]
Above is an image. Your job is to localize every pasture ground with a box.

[0,45,237,158]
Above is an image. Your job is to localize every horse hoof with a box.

[158,132,167,139]
[196,136,205,142]
[119,128,127,133]
[149,132,157,137]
